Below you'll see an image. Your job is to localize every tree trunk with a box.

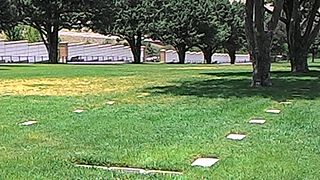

[175,45,187,64]
[290,48,309,73]
[283,0,320,73]
[227,48,236,64]
[133,32,142,64]
[46,26,59,64]
[200,46,213,64]
[127,32,142,64]
[287,22,310,73]
[245,0,284,87]
[204,51,213,64]
[252,45,272,86]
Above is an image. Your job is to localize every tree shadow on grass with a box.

[309,65,320,69]
[148,70,320,101]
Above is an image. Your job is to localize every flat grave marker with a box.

[74,109,84,113]
[227,134,246,141]
[279,101,293,105]
[249,118,266,125]
[75,164,182,175]
[20,120,38,126]
[191,158,219,167]
[147,170,183,175]
[106,101,115,105]
[266,109,281,114]
[108,167,146,174]
[137,93,151,98]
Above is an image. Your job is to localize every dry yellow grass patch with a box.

[0,77,146,96]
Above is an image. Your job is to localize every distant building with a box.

[229,0,246,3]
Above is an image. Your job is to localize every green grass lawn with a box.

[0,62,320,179]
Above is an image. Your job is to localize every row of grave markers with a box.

[191,106,284,168]
[18,95,291,176]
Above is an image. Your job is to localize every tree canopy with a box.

[224,1,246,64]
[194,0,231,64]
[0,0,18,32]
[149,0,202,64]
[14,0,89,63]
[89,0,152,63]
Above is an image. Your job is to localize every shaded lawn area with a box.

[0,63,319,179]
[150,70,320,101]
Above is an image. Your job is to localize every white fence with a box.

[68,43,142,62]
[0,40,46,62]
[0,39,144,63]
[0,39,249,64]
[165,50,250,64]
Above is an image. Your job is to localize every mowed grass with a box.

[0,63,320,179]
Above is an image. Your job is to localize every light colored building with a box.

[230,0,246,3]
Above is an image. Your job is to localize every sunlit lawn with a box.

[0,62,319,179]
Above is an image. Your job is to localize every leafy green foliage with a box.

[3,24,24,41]
[25,25,41,43]
[145,43,160,57]
[195,0,232,63]
[149,0,201,63]
[15,0,89,63]
[150,0,246,64]
[224,1,247,64]
[90,0,149,63]
[271,22,288,55]
[0,0,17,32]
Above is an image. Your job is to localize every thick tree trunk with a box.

[203,51,213,64]
[127,32,142,64]
[46,26,59,64]
[252,46,272,86]
[284,0,320,73]
[287,31,310,72]
[175,45,187,64]
[133,32,142,64]
[245,0,283,87]
[200,46,213,64]
[227,48,236,64]
[290,48,309,73]
[287,25,310,73]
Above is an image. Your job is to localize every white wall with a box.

[165,50,250,64]
[0,40,49,62]
[68,43,137,62]
[0,40,139,63]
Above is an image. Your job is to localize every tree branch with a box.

[265,5,288,25]
[267,0,285,31]
[303,0,320,40]
[245,0,255,53]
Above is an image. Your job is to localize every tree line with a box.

[1,0,319,87]
[0,0,246,64]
